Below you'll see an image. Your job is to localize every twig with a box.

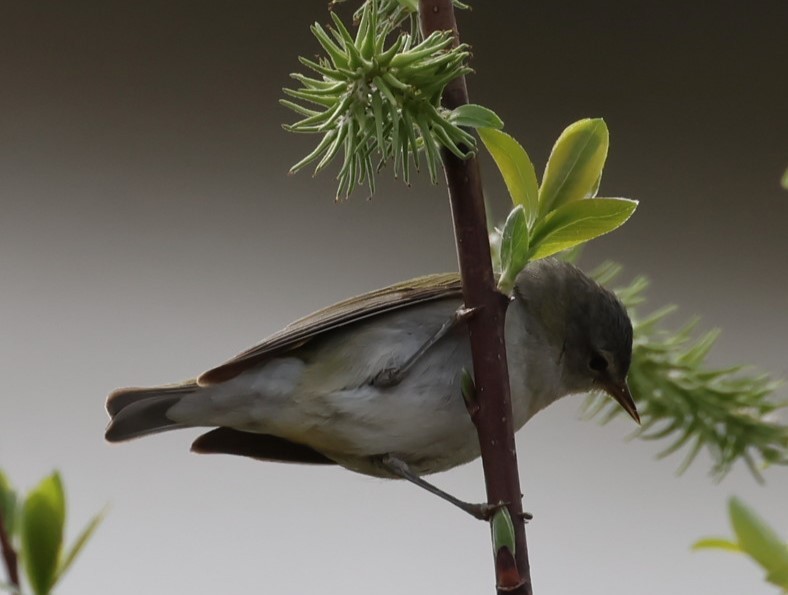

[418,2,533,594]
[0,512,20,590]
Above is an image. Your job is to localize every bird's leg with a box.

[379,454,504,521]
[372,306,478,387]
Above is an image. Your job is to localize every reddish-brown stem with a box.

[0,512,20,590]
[418,2,532,594]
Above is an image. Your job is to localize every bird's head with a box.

[514,259,639,423]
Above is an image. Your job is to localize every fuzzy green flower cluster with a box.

[282,1,474,199]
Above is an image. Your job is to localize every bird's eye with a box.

[588,354,608,372]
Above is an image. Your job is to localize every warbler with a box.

[105,258,637,512]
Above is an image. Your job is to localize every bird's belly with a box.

[284,339,482,473]
[316,386,478,463]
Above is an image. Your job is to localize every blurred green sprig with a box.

[0,470,104,595]
[283,0,498,199]
[693,497,788,592]
[583,262,787,480]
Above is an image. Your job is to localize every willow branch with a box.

[418,2,533,594]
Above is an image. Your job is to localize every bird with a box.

[105,258,637,514]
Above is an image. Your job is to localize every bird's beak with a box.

[601,379,640,424]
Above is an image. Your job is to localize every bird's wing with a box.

[191,428,337,465]
[197,273,463,385]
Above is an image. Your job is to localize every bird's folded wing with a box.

[197,273,463,385]
[191,428,336,465]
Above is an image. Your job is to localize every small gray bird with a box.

[105,258,637,512]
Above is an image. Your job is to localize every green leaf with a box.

[490,508,516,555]
[765,561,788,589]
[729,497,788,572]
[478,128,539,225]
[691,537,743,552]
[529,197,637,260]
[21,472,65,595]
[587,172,603,199]
[448,104,504,130]
[0,470,18,538]
[539,118,609,216]
[460,368,476,408]
[497,205,530,294]
[0,470,10,497]
[56,507,107,584]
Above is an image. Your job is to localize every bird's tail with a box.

[105,382,199,442]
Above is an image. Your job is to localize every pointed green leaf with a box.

[478,128,539,225]
[448,105,504,130]
[56,507,107,584]
[460,368,476,408]
[21,472,65,595]
[529,197,637,260]
[0,471,18,538]
[586,172,603,199]
[539,118,609,216]
[497,205,530,294]
[691,537,743,552]
[765,561,788,589]
[729,497,788,572]
[490,508,516,555]
[0,470,10,496]
[499,206,522,270]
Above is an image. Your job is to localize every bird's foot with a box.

[460,500,509,521]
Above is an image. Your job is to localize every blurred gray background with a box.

[1,1,786,593]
